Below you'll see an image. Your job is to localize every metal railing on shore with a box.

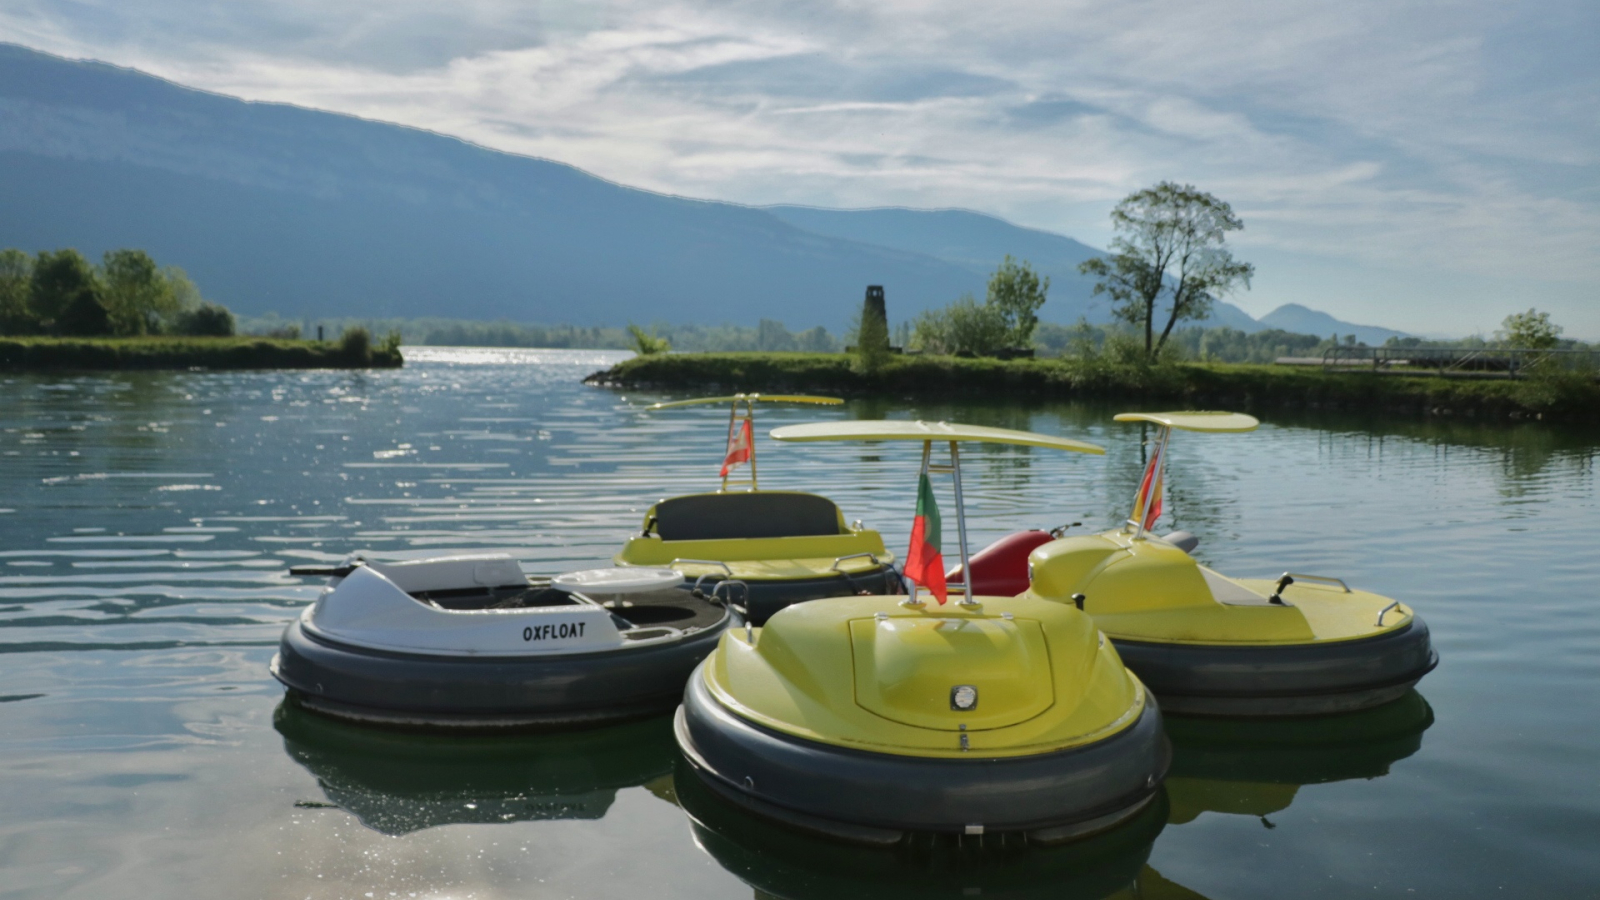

[1273,346,1600,379]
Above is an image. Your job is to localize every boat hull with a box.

[271,615,728,730]
[675,663,1171,844]
[1111,617,1439,717]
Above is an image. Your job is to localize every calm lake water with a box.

[2,347,1597,899]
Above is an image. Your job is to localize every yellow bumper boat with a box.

[616,395,899,623]
[1013,411,1438,716]
[676,421,1170,844]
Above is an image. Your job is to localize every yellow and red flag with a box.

[720,418,753,477]
[903,473,948,604]
[1134,452,1164,529]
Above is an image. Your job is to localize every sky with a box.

[2,0,1596,337]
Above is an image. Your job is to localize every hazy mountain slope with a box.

[1259,303,1409,344]
[0,43,988,327]
[764,205,1265,331]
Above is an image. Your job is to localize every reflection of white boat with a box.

[275,701,677,836]
[271,554,732,728]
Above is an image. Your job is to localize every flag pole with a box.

[949,440,975,607]
[745,397,759,491]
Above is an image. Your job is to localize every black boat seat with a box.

[653,492,844,541]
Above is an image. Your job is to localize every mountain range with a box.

[0,43,1400,339]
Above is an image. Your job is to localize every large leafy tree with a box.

[1079,182,1254,360]
[986,255,1050,346]
[30,249,104,333]
[1498,309,1562,350]
[100,249,178,335]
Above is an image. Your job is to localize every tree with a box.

[0,249,35,334]
[31,249,109,334]
[1499,309,1562,350]
[757,318,799,352]
[1078,182,1254,360]
[910,294,1011,356]
[100,249,177,335]
[986,255,1049,346]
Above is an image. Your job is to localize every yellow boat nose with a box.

[848,614,1054,731]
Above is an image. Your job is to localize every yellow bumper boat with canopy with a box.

[615,395,899,623]
[1009,411,1438,716]
[675,420,1170,844]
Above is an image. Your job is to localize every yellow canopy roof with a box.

[645,394,843,410]
[1113,411,1259,432]
[770,420,1105,454]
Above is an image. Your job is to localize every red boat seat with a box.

[947,530,1054,597]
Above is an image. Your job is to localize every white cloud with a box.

[1,0,1596,334]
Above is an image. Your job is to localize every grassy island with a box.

[0,335,403,371]
[585,353,1600,424]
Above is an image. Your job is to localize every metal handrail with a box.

[1375,601,1400,627]
[1283,572,1351,593]
[1319,345,1600,378]
[671,558,733,576]
[831,552,881,573]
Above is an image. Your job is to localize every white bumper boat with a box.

[271,554,735,729]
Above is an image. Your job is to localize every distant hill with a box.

[2,42,1358,337]
[0,44,981,328]
[1258,304,1409,345]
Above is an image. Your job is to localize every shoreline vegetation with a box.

[583,352,1600,424]
[0,334,403,371]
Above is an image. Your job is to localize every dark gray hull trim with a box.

[704,565,902,625]
[1112,617,1439,717]
[271,615,729,730]
[675,665,1170,844]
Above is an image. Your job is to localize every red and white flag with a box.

[721,419,753,476]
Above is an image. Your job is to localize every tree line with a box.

[0,247,235,337]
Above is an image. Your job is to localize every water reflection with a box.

[1163,691,1434,829]
[676,758,1178,900]
[274,702,678,835]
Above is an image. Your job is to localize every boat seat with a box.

[653,492,844,541]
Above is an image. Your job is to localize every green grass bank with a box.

[586,353,1600,424]
[0,336,403,371]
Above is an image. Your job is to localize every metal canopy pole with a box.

[720,395,759,493]
[949,440,974,607]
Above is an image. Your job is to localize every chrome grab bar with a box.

[831,552,881,573]
[1283,572,1351,593]
[671,558,733,576]
[711,580,754,641]
[1375,601,1400,627]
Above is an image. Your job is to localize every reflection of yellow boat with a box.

[273,701,676,835]
[1162,690,1434,826]
[616,395,899,623]
[992,411,1437,716]
[675,754,1169,900]
[676,421,1169,844]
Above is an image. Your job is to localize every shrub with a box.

[340,326,371,362]
[174,303,236,336]
[627,324,671,355]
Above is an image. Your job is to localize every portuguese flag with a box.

[721,418,753,476]
[903,473,948,604]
